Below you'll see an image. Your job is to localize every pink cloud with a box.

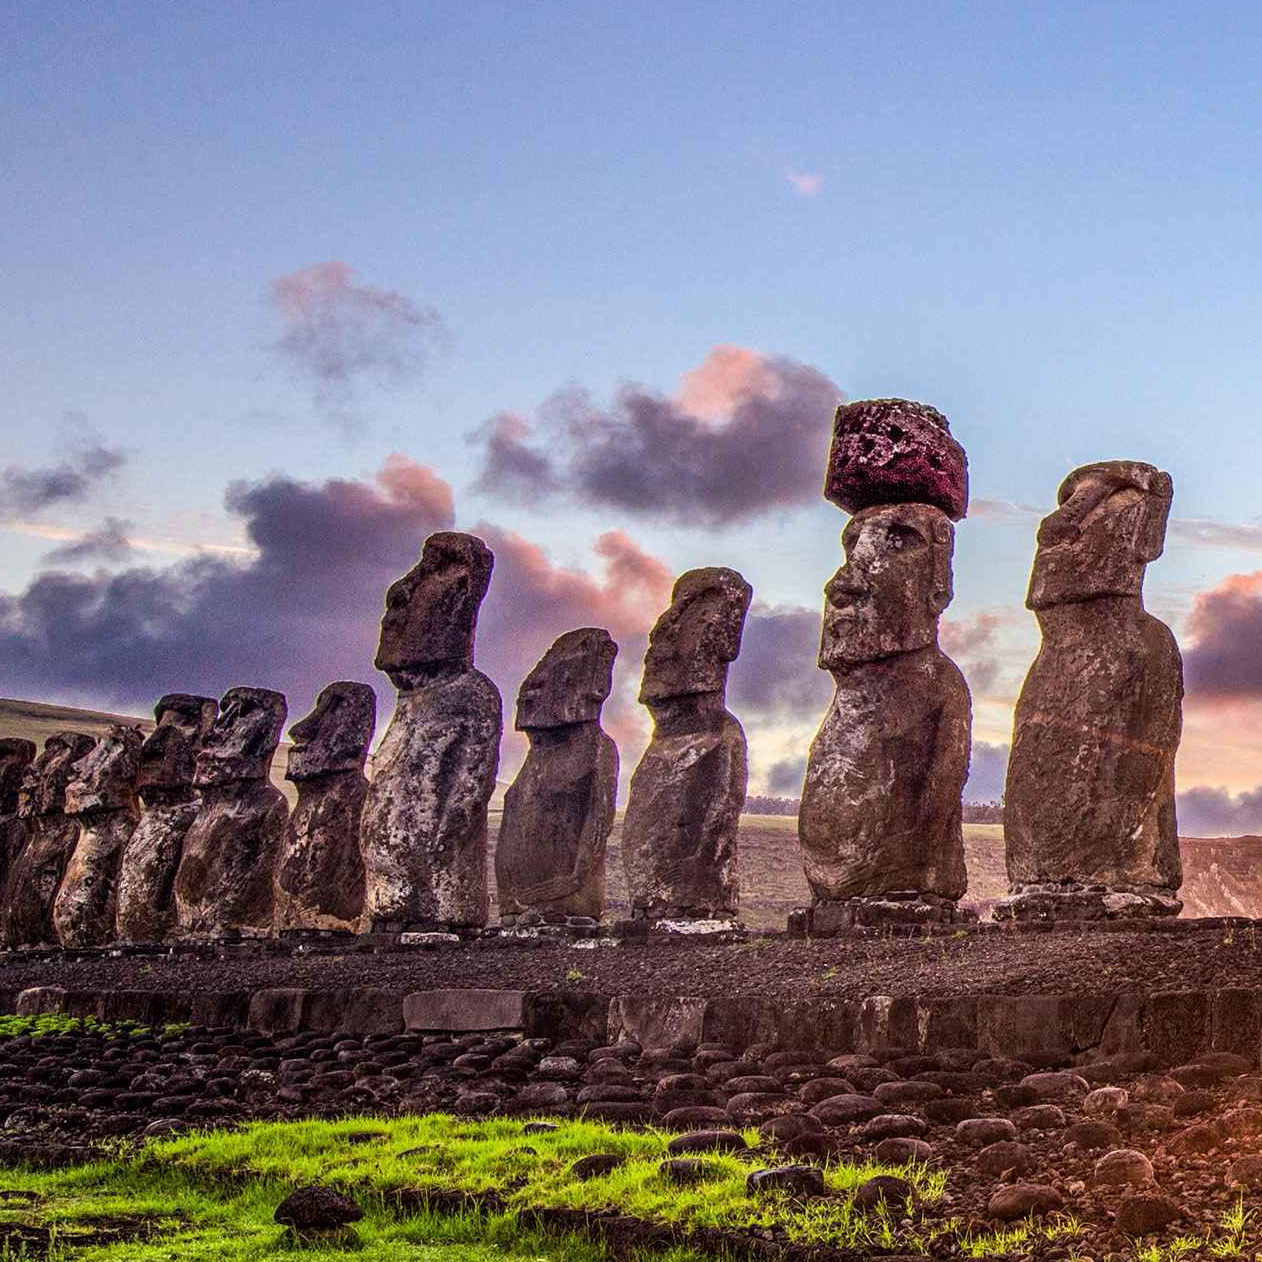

[786,171,822,197]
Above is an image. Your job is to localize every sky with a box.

[6,1,1262,832]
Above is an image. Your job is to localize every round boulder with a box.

[987,1183,1064,1221]
[1093,1148,1154,1188]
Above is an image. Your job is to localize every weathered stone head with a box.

[820,503,954,668]
[64,726,143,817]
[1027,461,1173,610]
[286,681,376,780]
[0,740,36,815]
[375,532,494,688]
[516,629,618,730]
[18,732,96,819]
[194,688,287,788]
[640,568,753,703]
[825,398,969,522]
[137,694,218,796]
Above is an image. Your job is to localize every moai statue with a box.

[1000,461,1183,920]
[798,399,972,931]
[274,681,375,935]
[496,628,619,924]
[115,694,217,943]
[173,687,289,938]
[1,731,95,947]
[360,532,502,931]
[54,724,143,947]
[622,568,752,923]
[0,739,36,896]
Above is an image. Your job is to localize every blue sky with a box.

[7,2,1262,828]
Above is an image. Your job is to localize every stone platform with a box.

[5,917,1262,1069]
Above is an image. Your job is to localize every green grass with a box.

[0,1113,951,1261]
[0,1114,1244,1261]
[147,1113,947,1246]
[0,1015,190,1041]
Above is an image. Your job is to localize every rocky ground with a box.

[0,919,1258,1002]
[5,1019,1262,1257]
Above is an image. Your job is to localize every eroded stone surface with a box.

[1003,462,1182,916]
[361,533,501,929]
[497,629,618,921]
[115,694,218,944]
[2,732,95,947]
[174,688,289,938]
[275,682,374,934]
[623,568,752,919]
[825,398,969,521]
[0,739,36,901]
[54,725,143,947]
[799,504,970,904]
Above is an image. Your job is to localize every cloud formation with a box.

[269,262,445,427]
[44,517,134,565]
[0,457,455,715]
[471,345,843,527]
[728,603,831,720]
[1182,571,1262,700]
[786,172,822,197]
[964,740,1009,802]
[941,612,1003,695]
[1169,518,1262,552]
[1176,784,1262,837]
[767,756,807,795]
[1,425,126,516]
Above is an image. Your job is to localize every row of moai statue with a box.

[0,531,753,947]
[0,396,1185,946]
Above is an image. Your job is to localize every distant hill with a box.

[6,698,1262,925]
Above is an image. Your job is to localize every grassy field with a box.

[2,1112,1238,1261]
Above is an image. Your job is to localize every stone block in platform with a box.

[608,994,707,1046]
[402,988,527,1032]
[522,991,610,1043]
[1210,989,1262,1065]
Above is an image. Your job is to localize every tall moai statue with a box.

[274,681,375,935]
[1000,461,1183,920]
[173,687,289,938]
[0,739,36,897]
[360,532,503,932]
[54,725,143,947]
[1,731,95,947]
[622,568,752,923]
[496,628,619,924]
[115,694,217,943]
[798,399,973,930]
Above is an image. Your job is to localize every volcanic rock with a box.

[0,739,36,896]
[825,398,969,521]
[115,694,217,942]
[799,503,969,905]
[2,731,95,947]
[174,688,289,938]
[1003,461,1183,917]
[274,681,374,934]
[54,724,143,947]
[496,628,618,921]
[623,568,752,920]
[987,1183,1064,1221]
[360,533,501,929]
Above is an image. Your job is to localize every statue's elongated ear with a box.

[1137,470,1173,563]
[929,516,955,613]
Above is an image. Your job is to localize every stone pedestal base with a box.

[799,891,976,936]
[995,883,1182,922]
